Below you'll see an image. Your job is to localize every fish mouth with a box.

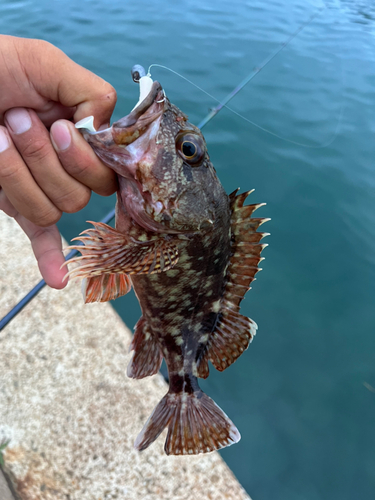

[75,75,176,233]
[111,80,164,146]
[77,79,163,150]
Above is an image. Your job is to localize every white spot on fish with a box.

[212,300,221,313]
[137,234,148,242]
[166,269,179,277]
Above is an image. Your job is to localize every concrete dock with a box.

[0,212,250,500]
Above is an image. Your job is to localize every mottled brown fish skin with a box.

[124,101,242,454]
[133,214,231,391]
[67,79,266,455]
[117,100,231,389]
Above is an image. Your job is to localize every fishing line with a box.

[148,6,344,149]
[0,208,115,332]
[0,5,337,330]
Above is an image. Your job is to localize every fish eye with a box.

[182,141,197,158]
[176,132,205,166]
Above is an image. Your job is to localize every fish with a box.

[65,66,269,455]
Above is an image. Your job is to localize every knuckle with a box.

[34,39,53,52]
[95,184,117,197]
[55,187,91,214]
[63,157,91,178]
[66,191,91,213]
[100,85,117,108]
[33,207,61,227]
[21,138,51,161]
[94,178,117,197]
[0,162,23,182]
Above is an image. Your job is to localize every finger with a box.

[50,119,118,196]
[20,39,117,128]
[0,184,67,289]
[36,102,76,128]
[14,214,67,289]
[0,187,18,218]
[5,108,91,214]
[0,125,62,227]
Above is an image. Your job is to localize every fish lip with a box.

[82,81,164,150]
[112,81,162,130]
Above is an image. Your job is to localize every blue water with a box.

[1,1,374,498]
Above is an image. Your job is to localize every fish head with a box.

[76,72,224,234]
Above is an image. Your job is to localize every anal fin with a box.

[127,317,162,379]
[196,351,209,379]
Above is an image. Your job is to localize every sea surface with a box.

[1,0,374,498]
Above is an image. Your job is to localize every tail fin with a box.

[134,390,240,455]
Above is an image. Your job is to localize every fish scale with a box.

[66,68,268,455]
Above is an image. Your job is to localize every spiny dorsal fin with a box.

[226,189,269,307]
[203,189,268,373]
[62,221,179,282]
[127,317,163,379]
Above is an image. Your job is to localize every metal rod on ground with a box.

[0,208,116,332]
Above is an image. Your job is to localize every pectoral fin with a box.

[82,274,132,303]
[63,221,179,282]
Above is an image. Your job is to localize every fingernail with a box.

[0,128,10,153]
[51,121,72,151]
[5,108,32,134]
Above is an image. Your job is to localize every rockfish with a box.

[66,66,269,455]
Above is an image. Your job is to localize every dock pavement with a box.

[0,212,250,500]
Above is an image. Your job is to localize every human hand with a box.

[0,35,118,289]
